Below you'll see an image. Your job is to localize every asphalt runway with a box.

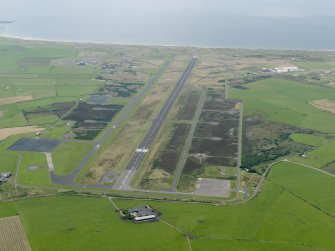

[113,56,198,190]
[50,59,170,186]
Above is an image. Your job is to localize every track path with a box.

[50,59,171,186]
[113,57,198,190]
[171,88,207,191]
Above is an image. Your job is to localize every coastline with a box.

[1,34,335,52]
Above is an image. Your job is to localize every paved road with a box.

[235,102,243,192]
[170,88,207,191]
[284,159,335,178]
[113,57,198,190]
[45,153,54,172]
[50,59,171,186]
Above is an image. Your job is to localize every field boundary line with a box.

[284,159,335,178]
[267,178,335,218]
[191,235,323,250]
[107,197,120,210]
[160,219,183,233]
[187,235,193,251]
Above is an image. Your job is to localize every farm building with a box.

[122,205,160,222]
[262,66,303,73]
[0,172,12,183]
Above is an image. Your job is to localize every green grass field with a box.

[1,161,335,250]
[192,239,317,251]
[2,196,188,251]
[0,154,18,174]
[203,166,236,179]
[16,152,52,187]
[290,140,335,168]
[289,133,328,146]
[0,40,102,132]
[230,78,335,133]
[52,142,92,176]
[294,60,335,70]
[268,161,335,214]
[1,37,335,251]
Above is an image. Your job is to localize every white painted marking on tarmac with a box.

[45,152,55,172]
[121,170,132,189]
[136,148,148,153]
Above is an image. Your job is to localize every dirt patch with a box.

[18,57,54,67]
[200,110,239,122]
[177,92,201,120]
[133,100,160,121]
[23,102,76,120]
[0,95,33,105]
[65,102,123,140]
[195,119,239,139]
[166,124,191,151]
[203,99,238,110]
[97,81,144,97]
[152,123,190,173]
[0,126,44,140]
[148,169,170,180]
[0,216,32,251]
[184,156,203,172]
[65,103,123,122]
[140,169,171,190]
[309,99,335,114]
[27,165,45,171]
[157,150,179,173]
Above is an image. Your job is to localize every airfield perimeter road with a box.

[170,88,207,191]
[113,56,198,190]
[50,59,171,186]
[236,102,243,193]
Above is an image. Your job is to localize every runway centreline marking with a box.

[114,57,198,189]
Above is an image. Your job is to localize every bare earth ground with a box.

[310,99,335,114]
[0,95,33,105]
[0,216,32,251]
[0,126,44,140]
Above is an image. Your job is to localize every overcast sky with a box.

[1,0,334,49]
[1,0,335,19]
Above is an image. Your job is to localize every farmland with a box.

[0,162,335,250]
[1,37,335,250]
[290,140,335,168]
[0,216,31,251]
[289,133,328,146]
[229,78,335,133]
[0,37,170,189]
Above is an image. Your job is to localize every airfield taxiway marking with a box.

[45,152,55,172]
[113,57,198,190]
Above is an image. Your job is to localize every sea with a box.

[1,0,335,50]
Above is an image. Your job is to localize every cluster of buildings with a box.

[0,172,12,184]
[122,205,160,223]
[262,66,303,73]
